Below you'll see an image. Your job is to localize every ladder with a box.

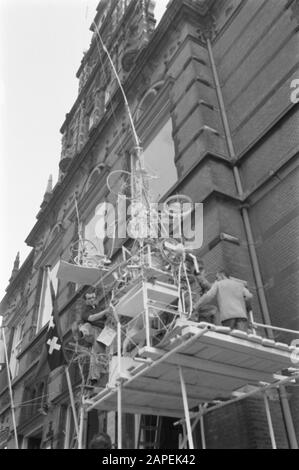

[137,415,161,449]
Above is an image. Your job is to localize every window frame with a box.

[131,80,178,202]
[9,321,24,379]
[136,115,177,203]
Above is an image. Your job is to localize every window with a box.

[143,118,177,202]
[104,89,111,112]
[9,322,24,379]
[67,128,74,150]
[84,211,105,256]
[36,262,59,332]
[88,108,95,131]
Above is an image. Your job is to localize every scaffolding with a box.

[54,41,299,447]
[80,271,299,449]
[55,147,299,449]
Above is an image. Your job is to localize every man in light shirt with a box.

[194,269,253,332]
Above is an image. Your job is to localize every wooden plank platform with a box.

[85,321,293,417]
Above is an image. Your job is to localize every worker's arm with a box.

[243,287,253,312]
[197,275,212,292]
[88,307,111,323]
[243,287,253,301]
[194,282,218,309]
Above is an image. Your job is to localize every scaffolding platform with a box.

[85,320,294,418]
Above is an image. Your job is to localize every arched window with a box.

[84,164,106,194]
[134,81,178,201]
[37,381,46,413]
[143,117,177,202]
[135,81,164,121]
[30,388,37,417]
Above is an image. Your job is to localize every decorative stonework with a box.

[8,252,20,284]
[197,14,217,42]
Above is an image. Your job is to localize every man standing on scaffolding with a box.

[186,256,217,324]
[72,290,111,386]
[194,269,253,332]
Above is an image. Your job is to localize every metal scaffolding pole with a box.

[178,366,194,449]
[78,403,85,449]
[263,393,277,449]
[279,384,298,449]
[199,405,206,450]
[117,321,122,450]
[251,322,299,336]
[179,373,298,449]
[65,366,80,445]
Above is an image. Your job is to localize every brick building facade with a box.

[0,0,298,449]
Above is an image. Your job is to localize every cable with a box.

[92,21,140,150]
[182,260,193,318]
[73,194,84,244]
[93,30,126,159]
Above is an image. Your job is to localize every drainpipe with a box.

[279,385,298,449]
[206,38,273,338]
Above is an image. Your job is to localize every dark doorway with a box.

[159,417,180,449]
[27,436,42,449]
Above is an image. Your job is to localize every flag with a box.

[45,274,67,371]
[33,268,67,379]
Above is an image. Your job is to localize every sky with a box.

[0,0,170,299]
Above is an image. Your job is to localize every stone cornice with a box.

[210,0,246,45]
[25,180,66,247]
[192,0,217,15]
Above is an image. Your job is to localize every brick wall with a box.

[202,391,291,449]
[214,0,298,155]
[204,400,251,449]
[288,386,299,444]
[200,0,299,448]
[249,168,299,340]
